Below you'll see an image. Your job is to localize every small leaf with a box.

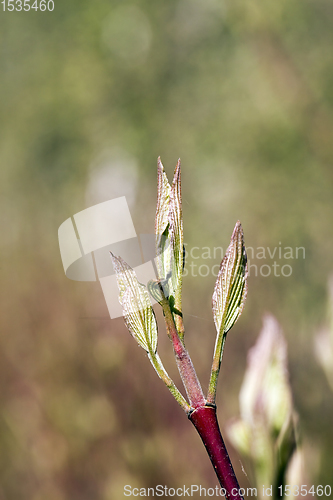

[207,221,248,404]
[155,157,172,284]
[110,253,158,354]
[155,157,171,243]
[155,158,183,305]
[169,159,183,308]
[110,253,190,413]
[147,279,169,304]
[212,221,248,336]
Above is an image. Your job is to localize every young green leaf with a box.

[110,253,157,354]
[207,221,247,404]
[212,221,248,337]
[169,159,183,310]
[155,157,172,286]
[110,252,190,413]
[154,158,184,336]
[155,157,171,246]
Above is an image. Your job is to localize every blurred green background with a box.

[1,0,333,498]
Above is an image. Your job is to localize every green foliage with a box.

[110,253,158,354]
[155,158,184,318]
[212,221,248,338]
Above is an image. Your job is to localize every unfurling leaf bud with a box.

[110,253,157,354]
[212,221,248,337]
[155,158,183,311]
[155,158,184,339]
[207,221,248,404]
[110,252,190,413]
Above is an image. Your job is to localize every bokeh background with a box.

[1,0,333,498]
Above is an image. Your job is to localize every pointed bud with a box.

[155,157,172,286]
[110,253,158,354]
[169,159,183,307]
[155,157,171,243]
[207,221,248,404]
[154,158,184,313]
[212,221,248,337]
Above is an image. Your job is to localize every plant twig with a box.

[189,405,244,500]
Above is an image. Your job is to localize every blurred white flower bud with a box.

[227,315,297,495]
[314,276,333,391]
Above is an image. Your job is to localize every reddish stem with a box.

[189,405,244,500]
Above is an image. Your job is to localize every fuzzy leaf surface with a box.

[154,158,183,308]
[155,157,172,284]
[110,253,158,353]
[212,221,248,337]
[169,160,183,307]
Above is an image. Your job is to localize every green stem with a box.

[207,332,227,405]
[148,350,190,413]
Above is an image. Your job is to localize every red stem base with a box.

[189,405,244,500]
